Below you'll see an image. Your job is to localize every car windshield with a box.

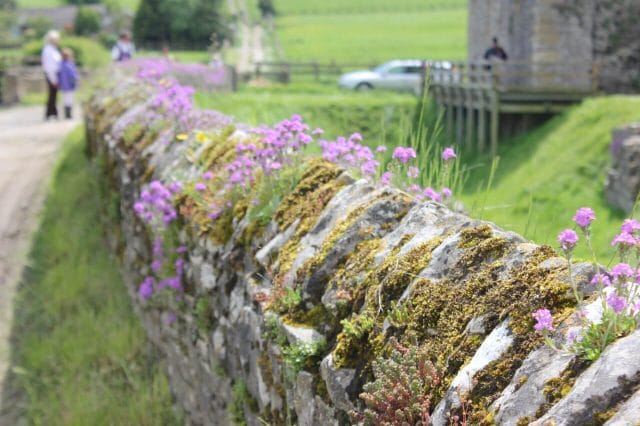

[373,63,393,74]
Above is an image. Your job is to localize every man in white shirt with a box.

[111,32,135,62]
[41,30,62,120]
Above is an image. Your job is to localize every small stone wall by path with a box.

[84,80,640,426]
[0,106,81,421]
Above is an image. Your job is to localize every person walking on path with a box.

[58,48,79,120]
[111,32,135,62]
[41,30,62,120]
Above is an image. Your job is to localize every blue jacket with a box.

[59,60,79,91]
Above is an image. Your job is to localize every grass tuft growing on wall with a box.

[5,127,180,425]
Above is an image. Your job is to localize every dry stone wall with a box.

[84,79,640,425]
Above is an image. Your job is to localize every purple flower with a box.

[442,147,457,161]
[151,259,163,272]
[349,132,363,142]
[557,229,579,251]
[611,232,637,248]
[194,182,206,192]
[375,146,387,153]
[407,166,420,179]
[380,172,392,185]
[392,147,417,164]
[572,207,595,229]
[610,263,634,279]
[441,187,452,198]
[423,187,442,202]
[407,184,422,194]
[138,276,155,300]
[312,128,324,136]
[533,308,554,331]
[621,219,640,234]
[202,171,213,180]
[168,181,183,194]
[606,292,627,314]
[567,328,580,343]
[590,273,611,287]
[176,245,187,253]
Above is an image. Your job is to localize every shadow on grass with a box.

[0,127,181,425]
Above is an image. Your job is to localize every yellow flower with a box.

[195,132,209,143]
[176,133,189,141]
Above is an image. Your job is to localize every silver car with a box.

[338,60,424,94]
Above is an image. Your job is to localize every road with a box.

[0,105,80,414]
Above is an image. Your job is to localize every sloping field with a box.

[274,0,467,62]
[463,96,640,260]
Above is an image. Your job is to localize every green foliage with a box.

[7,128,180,424]
[572,310,636,361]
[230,379,259,425]
[74,6,101,35]
[351,341,442,425]
[263,315,288,346]
[462,96,640,260]
[257,0,275,16]
[22,15,53,39]
[133,0,229,48]
[0,0,15,9]
[272,288,302,314]
[340,313,375,340]
[282,338,327,379]
[22,36,109,68]
[194,296,214,334]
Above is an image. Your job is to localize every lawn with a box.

[274,1,467,63]
[195,82,418,148]
[6,127,180,425]
[461,96,640,261]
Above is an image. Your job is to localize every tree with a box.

[0,0,15,10]
[74,6,101,35]
[133,0,169,47]
[133,0,228,49]
[258,0,275,17]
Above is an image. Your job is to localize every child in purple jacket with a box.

[58,48,79,119]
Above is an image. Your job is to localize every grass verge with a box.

[4,127,180,425]
[462,96,640,261]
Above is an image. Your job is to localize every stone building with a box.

[468,0,640,93]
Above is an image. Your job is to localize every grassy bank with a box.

[462,96,640,261]
[6,127,179,425]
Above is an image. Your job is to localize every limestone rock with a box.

[531,329,640,426]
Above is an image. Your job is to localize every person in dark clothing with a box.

[484,37,508,61]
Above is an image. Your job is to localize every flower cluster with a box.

[319,133,379,177]
[133,180,181,229]
[535,207,640,361]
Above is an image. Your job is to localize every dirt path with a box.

[228,0,268,74]
[0,105,80,410]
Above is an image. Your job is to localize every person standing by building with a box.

[112,32,135,62]
[58,48,79,119]
[484,37,508,61]
[41,30,62,120]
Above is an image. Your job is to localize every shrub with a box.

[74,6,101,36]
[22,36,108,68]
[351,340,442,425]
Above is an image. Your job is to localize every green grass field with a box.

[462,96,640,261]
[273,0,466,15]
[274,0,467,63]
[6,128,180,425]
[196,83,418,148]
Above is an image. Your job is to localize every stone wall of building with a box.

[83,78,640,425]
[468,0,640,93]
